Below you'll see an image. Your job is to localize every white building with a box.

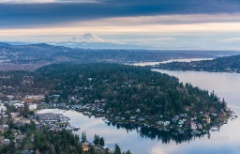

[13,103,24,108]
[25,95,44,100]
[0,103,6,113]
[29,104,38,111]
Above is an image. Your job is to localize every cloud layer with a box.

[1,0,240,28]
[1,0,240,50]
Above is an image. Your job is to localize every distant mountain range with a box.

[2,33,148,49]
[49,33,149,49]
[0,41,239,71]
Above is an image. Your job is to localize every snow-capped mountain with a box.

[54,33,148,49]
[73,33,105,43]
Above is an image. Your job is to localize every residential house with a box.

[0,103,6,113]
[205,116,211,124]
[13,103,24,108]
[172,115,179,123]
[156,121,164,125]
[29,104,38,111]
[25,95,44,100]
[198,123,203,129]
[178,120,184,125]
[2,138,10,145]
[191,122,197,130]
[180,113,187,117]
[82,144,89,152]
[10,112,19,119]
[138,117,145,122]
[136,109,141,113]
[163,121,170,126]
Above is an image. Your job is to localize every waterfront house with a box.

[206,116,211,124]
[138,117,145,122]
[191,122,197,130]
[37,113,62,124]
[198,123,203,129]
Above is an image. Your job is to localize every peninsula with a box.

[0,63,231,138]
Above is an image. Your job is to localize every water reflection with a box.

[39,106,239,154]
[38,70,240,154]
[107,121,208,144]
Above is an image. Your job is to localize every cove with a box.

[38,70,240,154]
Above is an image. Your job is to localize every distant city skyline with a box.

[1,0,240,50]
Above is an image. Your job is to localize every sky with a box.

[1,0,240,50]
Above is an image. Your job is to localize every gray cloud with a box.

[1,0,240,28]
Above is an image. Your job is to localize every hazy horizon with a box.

[1,0,240,50]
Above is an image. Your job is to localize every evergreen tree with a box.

[93,134,99,145]
[89,146,96,154]
[114,144,121,154]
[99,137,105,147]
[126,150,132,154]
[81,131,87,143]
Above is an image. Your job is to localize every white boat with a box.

[231,114,237,119]
[211,126,218,131]
[104,119,110,123]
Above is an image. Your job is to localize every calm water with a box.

[132,58,213,66]
[39,70,240,154]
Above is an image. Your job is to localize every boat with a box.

[211,126,218,131]
[222,120,228,124]
[104,119,110,123]
[231,114,237,120]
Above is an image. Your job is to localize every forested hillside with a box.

[156,55,240,73]
[35,64,227,122]
[0,63,229,132]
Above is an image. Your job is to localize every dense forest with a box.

[0,63,231,152]
[0,63,228,121]
[156,54,240,73]
[35,63,226,117]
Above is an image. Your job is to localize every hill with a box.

[0,42,238,71]
[0,63,231,141]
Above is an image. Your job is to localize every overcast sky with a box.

[1,0,240,50]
